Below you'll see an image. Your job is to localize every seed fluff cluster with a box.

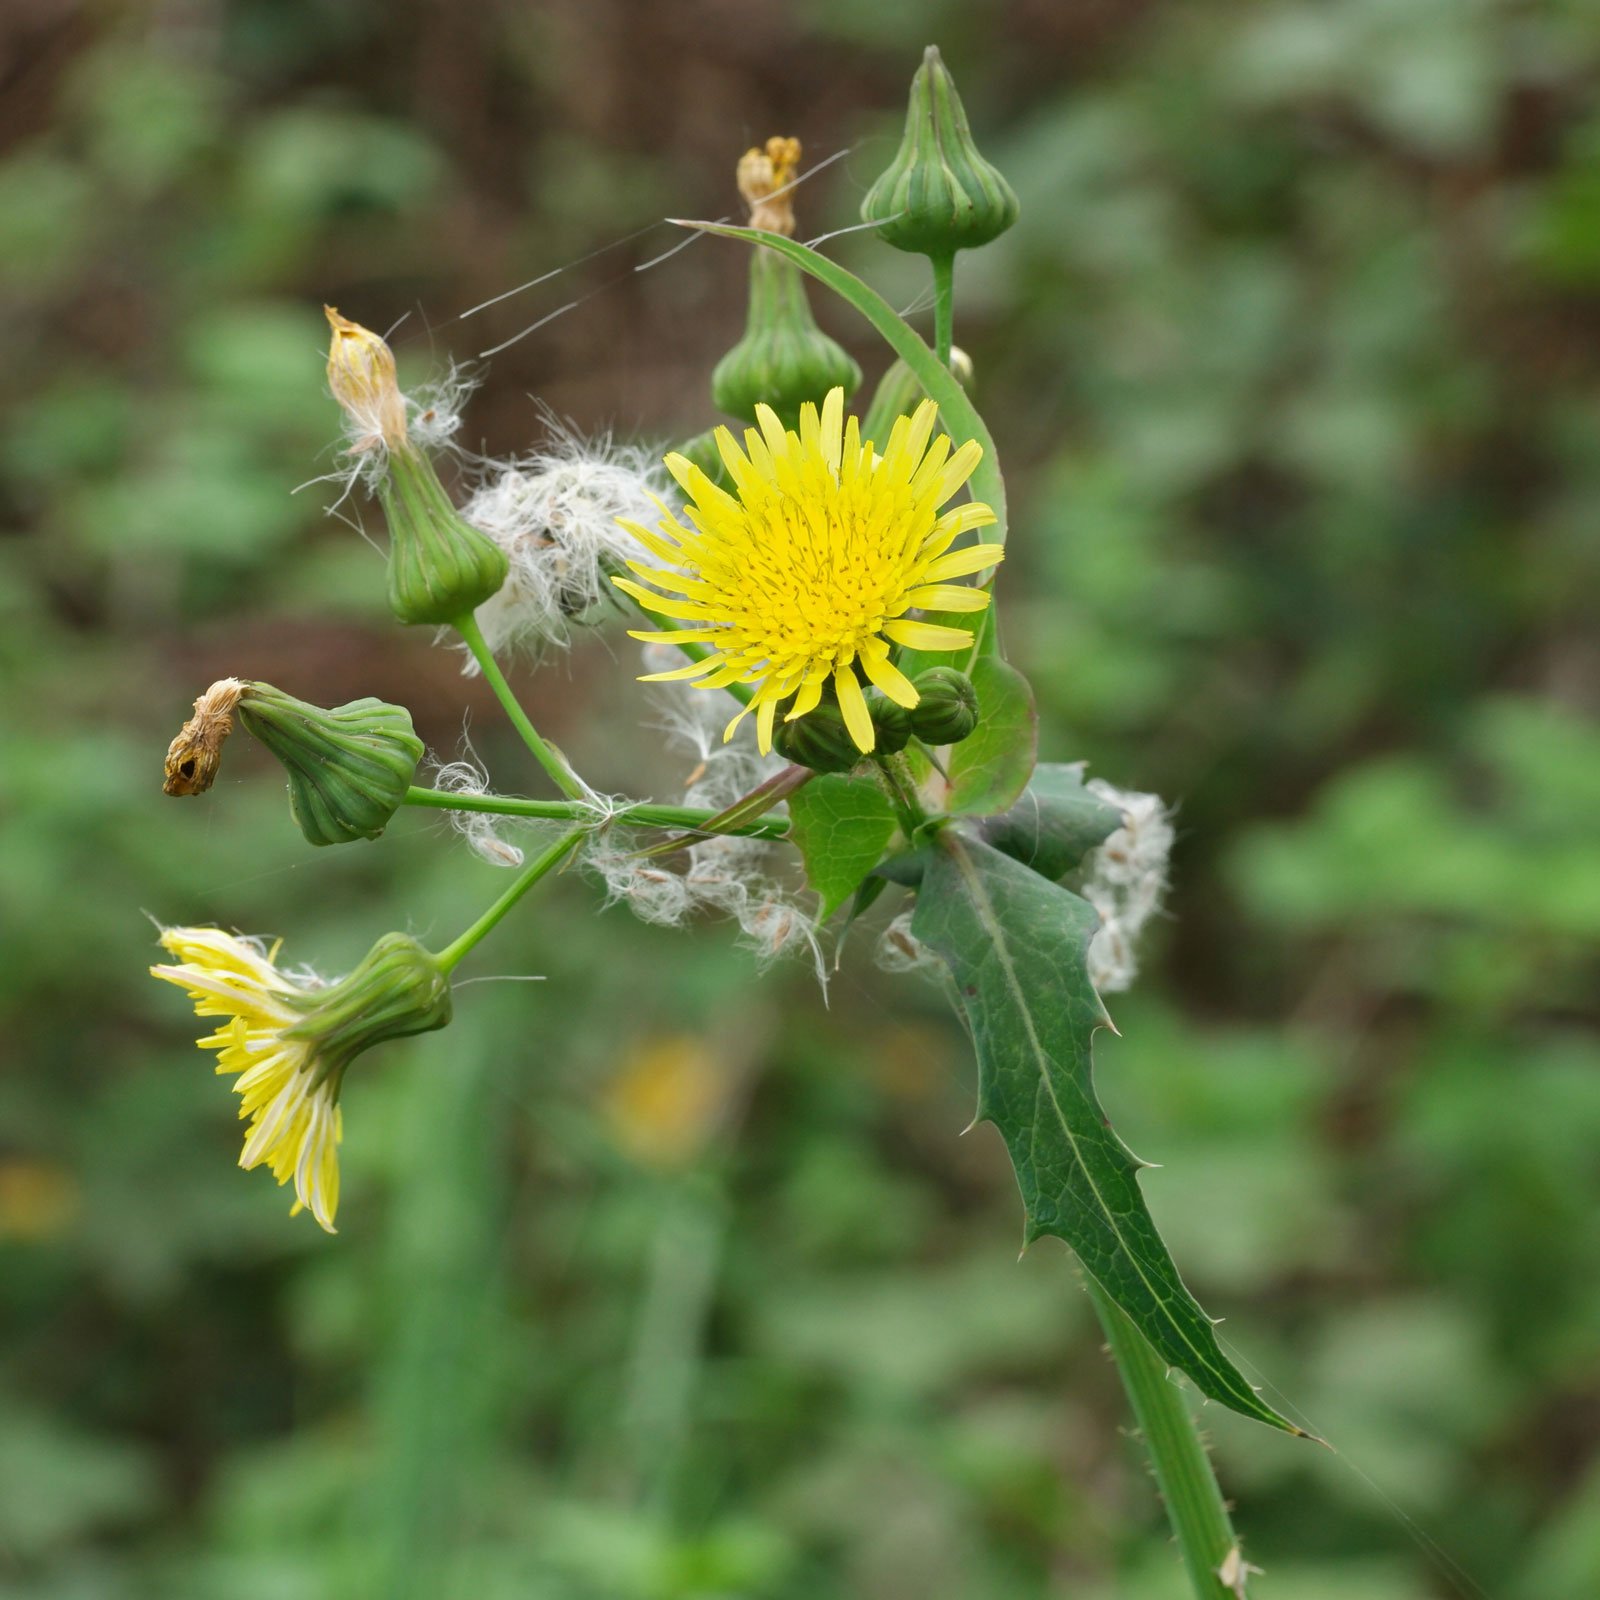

[462,427,666,661]
[584,647,824,983]
[614,387,1003,754]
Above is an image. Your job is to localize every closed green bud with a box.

[773,701,863,775]
[866,689,913,755]
[860,45,1019,260]
[379,445,508,627]
[909,665,979,744]
[237,683,423,846]
[711,135,861,429]
[285,931,452,1090]
[711,239,862,429]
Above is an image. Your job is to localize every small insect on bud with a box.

[164,678,245,796]
[710,136,862,430]
[860,45,1019,261]
[909,665,980,745]
[235,684,424,846]
[773,699,865,774]
[325,307,408,453]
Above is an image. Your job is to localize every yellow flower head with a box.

[614,388,1002,755]
[151,927,452,1233]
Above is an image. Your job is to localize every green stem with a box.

[931,252,955,367]
[1084,1275,1242,1600]
[453,612,587,800]
[873,752,931,837]
[432,830,583,973]
[403,785,789,842]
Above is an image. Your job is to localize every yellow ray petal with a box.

[920,542,1006,583]
[901,582,993,613]
[884,619,975,652]
[834,665,875,752]
[859,649,920,707]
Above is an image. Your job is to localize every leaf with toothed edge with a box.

[909,827,1307,1435]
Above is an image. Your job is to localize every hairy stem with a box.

[453,612,587,800]
[403,785,790,841]
[1085,1274,1244,1599]
[432,830,584,973]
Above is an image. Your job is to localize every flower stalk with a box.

[401,785,790,841]
[432,829,585,974]
[1085,1274,1247,1600]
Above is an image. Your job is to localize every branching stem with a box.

[403,785,789,841]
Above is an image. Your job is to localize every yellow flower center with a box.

[614,387,1003,754]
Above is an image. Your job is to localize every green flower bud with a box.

[711,247,862,429]
[236,683,423,847]
[866,689,913,755]
[710,135,861,429]
[909,665,979,744]
[860,45,1019,260]
[773,701,863,775]
[284,931,452,1091]
[379,445,508,627]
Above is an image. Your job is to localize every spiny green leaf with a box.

[946,655,1037,817]
[910,829,1306,1435]
[787,773,900,920]
[977,762,1125,881]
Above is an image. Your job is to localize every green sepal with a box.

[909,829,1302,1435]
[946,655,1036,815]
[865,690,913,755]
[860,45,1019,260]
[976,762,1125,883]
[909,665,979,745]
[711,249,862,429]
[284,931,452,1090]
[237,684,423,847]
[773,701,864,775]
[379,446,508,627]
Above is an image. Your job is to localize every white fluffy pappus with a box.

[428,755,526,868]
[582,645,826,985]
[1080,780,1173,994]
[462,428,668,664]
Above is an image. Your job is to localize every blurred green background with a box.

[3,1,1599,1596]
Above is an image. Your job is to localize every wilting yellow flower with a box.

[151,927,452,1232]
[614,388,1002,754]
[325,305,408,451]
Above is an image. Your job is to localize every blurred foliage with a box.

[1,1,1598,1597]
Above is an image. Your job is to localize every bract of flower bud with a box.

[325,306,408,452]
[379,444,509,626]
[909,665,979,745]
[711,135,861,429]
[860,45,1019,260]
[865,689,913,755]
[236,684,424,846]
[773,699,866,772]
[284,932,453,1087]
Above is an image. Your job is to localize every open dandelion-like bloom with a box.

[613,387,1003,754]
[151,927,452,1233]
